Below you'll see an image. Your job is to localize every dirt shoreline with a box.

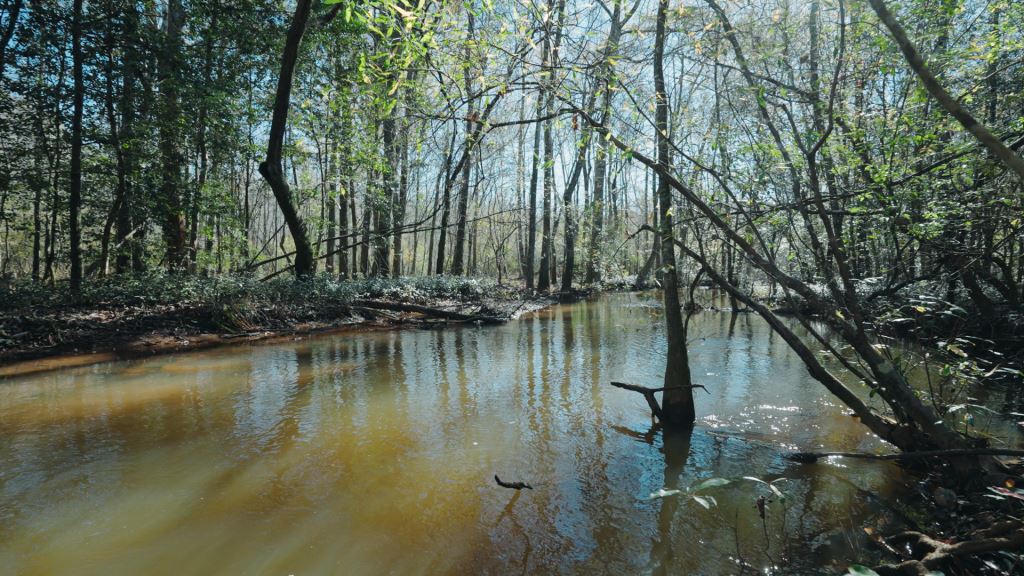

[0,296,558,378]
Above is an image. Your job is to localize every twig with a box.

[494,475,533,490]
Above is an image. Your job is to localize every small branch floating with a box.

[494,475,532,490]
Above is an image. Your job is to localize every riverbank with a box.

[0,274,556,375]
[2,276,1021,572]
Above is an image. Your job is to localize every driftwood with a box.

[873,521,1024,576]
[786,448,1024,463]
[494,475,532,490]
[351,300,507,324]
[610,381,708,420]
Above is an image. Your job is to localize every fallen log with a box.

[610,381,709,420]
[494,475,532,490]
[786,448,1024,463]
[352,300,507,324]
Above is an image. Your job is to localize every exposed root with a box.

[873,521,1024,575]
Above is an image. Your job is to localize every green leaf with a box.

[692,495,712,509]
[647,488,681,500]
[691,477,731,491]
[946,344,968,358]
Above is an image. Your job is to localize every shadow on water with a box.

[0,291,1013,574]
[648,426,692,576]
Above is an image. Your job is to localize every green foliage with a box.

[0,273,500,313]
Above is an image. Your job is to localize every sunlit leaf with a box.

[692,495,712,509]
[691,477,730,491]
[647,488,681,500]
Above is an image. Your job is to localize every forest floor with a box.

[0,274,561,375]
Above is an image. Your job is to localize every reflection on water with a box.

[1,292,916,574]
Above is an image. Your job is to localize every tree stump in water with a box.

[609,381,708,421]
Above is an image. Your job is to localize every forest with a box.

[1,0,1024,573]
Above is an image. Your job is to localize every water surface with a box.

[1,292,926,574]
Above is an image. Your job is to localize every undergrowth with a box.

[0,273,511,313]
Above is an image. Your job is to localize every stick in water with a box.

[494,475,533,490]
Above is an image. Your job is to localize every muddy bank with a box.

[0,275,555,376]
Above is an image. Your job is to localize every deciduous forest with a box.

[1,0,1023,573]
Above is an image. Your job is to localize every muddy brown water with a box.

[1,292,1014,574]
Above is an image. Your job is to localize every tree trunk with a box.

[0,0,22,80]
[69,0,83,292]
[189,16,216,271]
[391,75,415,277]
[326,135,337,276]
[157,0,187,269]
[559,99,595,292]
[374,123,394,277]
[868,0,1024,182]
[524,94,542,289]
[258,0,316,277]
[435,131,454,275]
[451,12,475,276]
[585,2,625,284]
[653,0,694,427]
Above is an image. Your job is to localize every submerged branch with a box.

[494,475,533,490]
[351,299,507,324]
[609,381,708,420]
[786,448,1024,463]
[873,522,1024,576]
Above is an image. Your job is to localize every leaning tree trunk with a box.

[258,0,316,277]
[868,0,1024,182]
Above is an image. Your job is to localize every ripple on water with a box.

[0,293,961,575]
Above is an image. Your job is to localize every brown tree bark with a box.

[69,0,83,292]
[157,0,187,269]
[451,11,476,276]
[258,0,319,277]
[524,93,542,289]
[585,0,633,284]
[653,0,694,427]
